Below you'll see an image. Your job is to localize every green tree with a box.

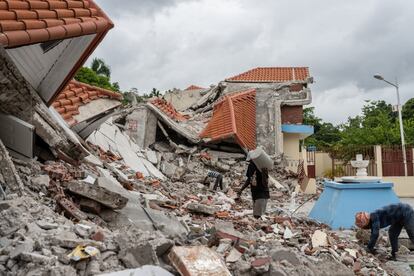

[303,107,341,149]
[149,88,161,98]
[75,67,118,92]
[402,98,414,120]
[91,58,111,78]
[75,58,120,92]
[338,100,403,146]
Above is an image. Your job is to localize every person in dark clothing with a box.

[237,161,270,218]
[355,203,414,260]
[203,170,224,191]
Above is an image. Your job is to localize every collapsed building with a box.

[163,67,314,170]
[0,1,410,276]
[0,0,115,161]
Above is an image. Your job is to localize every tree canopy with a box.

[304,98,414,152]
[75,58,119,92]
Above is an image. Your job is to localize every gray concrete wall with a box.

[223,80,312,156]
[164,89,205,111]
[126,106,157,148]
[255,89,283,155]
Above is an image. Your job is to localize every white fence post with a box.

[375,145,383,177]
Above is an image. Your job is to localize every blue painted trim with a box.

[324,181,394,189]
[281,124,314,134]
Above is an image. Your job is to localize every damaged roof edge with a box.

[146,103,201,144]
[46,0,114,106]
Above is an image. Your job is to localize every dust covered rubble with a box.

[0,114,404,276]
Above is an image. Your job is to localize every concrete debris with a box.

[99,266,173,276]
[168,246,232,276]
[187,202,217,215]
[283,227,294,239]
[0,101,400,276]
[226,247,243,263]
[311,230,328,248]
[62,180,128,209]
[0,139,24,195]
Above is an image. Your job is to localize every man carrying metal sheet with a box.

[237,161,270,218]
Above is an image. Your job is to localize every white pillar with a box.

[374,145,383,177]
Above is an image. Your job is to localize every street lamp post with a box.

[374,75,408,177]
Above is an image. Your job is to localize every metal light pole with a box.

[374,75,408,177]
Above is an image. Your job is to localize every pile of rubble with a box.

[0,108,411,276]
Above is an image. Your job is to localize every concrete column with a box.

[302,146,308,175]
[255,88,287,156]
[274,100,283,155]
[126,106,157,148]
[374,145,383,177]
[412,148,414,175]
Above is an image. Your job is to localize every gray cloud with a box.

[90,0,414,124]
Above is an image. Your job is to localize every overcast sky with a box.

[91,0,414,124]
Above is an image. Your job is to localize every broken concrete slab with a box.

[270,248,301,266]
[98,266,173,276]
[226,248,242,263]
[160,162,179,178]
[79,197,102,214]
[211,221,248,243]
[146,150,158,165]
[0,140,24,195]
[168,246,232,276]
[36,220,59,230]
[311,230,328,248]
[283,227,294,239]
[30,174,50,192]
[385,261,414,276]
[20,252,54,264]
[96,174,187,238]
[62,181,128,209]
[10,239,34,259]
[88,120,166,180]
[186,202,217,216]
[119,242,159,268]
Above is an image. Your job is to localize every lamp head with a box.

[374,75,384,80]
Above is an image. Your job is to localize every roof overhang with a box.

[282,124,314,139]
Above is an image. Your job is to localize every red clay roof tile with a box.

[226,67,310,83]
[150,98,188,122]
[185,85,205,91]
[200,89,256,150]
[0,0,112,48]
[52,80,122,126]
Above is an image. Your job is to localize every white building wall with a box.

[7,34,95,103]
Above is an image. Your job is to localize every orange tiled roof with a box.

[185,85,204,91]
[52,80,122,126]
[0,0,113,48]
[199,89,256,150]
[150,98,188,122]
[226,67,310,83]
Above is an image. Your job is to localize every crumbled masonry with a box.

[0,110,409,276]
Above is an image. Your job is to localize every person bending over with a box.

[355,203,414,260]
